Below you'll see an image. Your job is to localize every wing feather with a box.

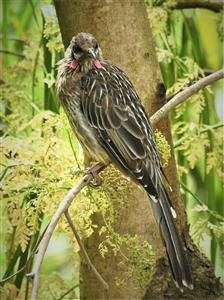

[117,126,146,159]
[80,61,160,184]
[107,108,121,128]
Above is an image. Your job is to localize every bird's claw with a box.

[84,162,105,187]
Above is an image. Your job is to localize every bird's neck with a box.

[79,59,95,73]
[56,57,104,89]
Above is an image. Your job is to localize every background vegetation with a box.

[0,0,223,299]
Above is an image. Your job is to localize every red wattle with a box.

[94,60,102,69]
[70,60,78,70]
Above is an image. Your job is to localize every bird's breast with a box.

[57,71,109,164]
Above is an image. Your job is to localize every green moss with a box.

[154,129,171,167]
[84,166,156,288]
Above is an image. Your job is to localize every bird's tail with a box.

[147,185,193,291]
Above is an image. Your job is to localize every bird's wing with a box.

[80,62,162,197]
[80,61,192,290]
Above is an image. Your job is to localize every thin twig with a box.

[56,283,79,300]
[64,210,109,296]
[174,122,224,148]
[0,224,49,284]
[166,70,218,101]
[28,170,105,300]
[150,69,224,125]
[0,49,25,58]
[180,182,224,222]
[67,130,81,170]
[0,35,26,43]
[28,0,41,31]
[31,36,42,115]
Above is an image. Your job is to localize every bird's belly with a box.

[62,96,109,164]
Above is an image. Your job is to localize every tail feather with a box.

[148,185,193,290]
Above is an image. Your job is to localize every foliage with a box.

[43,16,64,53]
[191,204,224,247]
[1,107,156,293]
[0,1,78,297]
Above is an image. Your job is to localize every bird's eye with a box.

[73,45,82,53]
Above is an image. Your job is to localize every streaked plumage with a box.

[56,32,193,290]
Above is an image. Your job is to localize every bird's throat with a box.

[70,59,102,71]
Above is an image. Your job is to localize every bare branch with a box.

[57,283,79,300]
[28,167,107,300]
[28,174,92,300]
[174,0,223,12]
[0,49,25,58]
[0,224,49,284]
[0,35,26,43]
[174,122,224,148]
[157,0,223,12]
[150,69,224,125]
[64,210,109,297]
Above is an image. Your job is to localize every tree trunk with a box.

[54,0,223,299]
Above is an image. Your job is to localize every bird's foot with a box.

[85,162,106,187]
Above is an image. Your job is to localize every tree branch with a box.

[157,0,223,12]
[0,35,26,43]
[150,69,224,125]
[27,168,108,300]
[64,210,109,297]
[0,49,25,58]
[57,283,79,300]
[174,122,224,148]
[174,0,223,12]
[0,224,49,284]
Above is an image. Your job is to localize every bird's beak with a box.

[87,48,96,59]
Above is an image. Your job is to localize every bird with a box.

[56,32,193,291]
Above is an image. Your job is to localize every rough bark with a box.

[54,0,223,299]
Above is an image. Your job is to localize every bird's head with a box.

[68,32,103,71]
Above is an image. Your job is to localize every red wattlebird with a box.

[56,32,193,291]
